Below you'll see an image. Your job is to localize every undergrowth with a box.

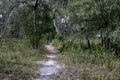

[0,37,44,80]
[54,35,120,80]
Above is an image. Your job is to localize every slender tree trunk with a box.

[104,27,110,50]
[100,30,104,46]
[32,0,40,49]
[86,35,91,49]
[85,34,92,54]
[33,10,38,49]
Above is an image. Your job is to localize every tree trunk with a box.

[33,10,38,49]
[86,35,91,49]
[100,30,104,46]
[32,0,39,49]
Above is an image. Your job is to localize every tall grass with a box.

[54,36,120,80]
[0,37,44,80]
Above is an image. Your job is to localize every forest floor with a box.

[0,43,119,80]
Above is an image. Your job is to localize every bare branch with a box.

[17,1,34,8]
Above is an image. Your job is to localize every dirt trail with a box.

[33,45,65,80]
[44,45,57,54]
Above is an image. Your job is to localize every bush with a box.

[55,36,120,80]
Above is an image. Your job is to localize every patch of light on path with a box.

[0,14,3,18]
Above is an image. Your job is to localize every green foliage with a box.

[68,0,120,39]
[54,34,63,40]
[55,35,120,79]
[0,52,35,79]
[0,37,30,52]
[0,38,43,79]
[112,40,120,56]
[0,0,120,79]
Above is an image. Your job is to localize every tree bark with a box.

[33,0,39,49]
[86,35,91,49]
[100,30,104,46]
[33,10,38,49]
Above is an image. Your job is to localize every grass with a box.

[0,38,44,80]
[54,36,120,80]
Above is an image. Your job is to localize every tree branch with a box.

[34,0,39,9]
[17,1,34,8]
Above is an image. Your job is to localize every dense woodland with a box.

[0,0,120,80]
